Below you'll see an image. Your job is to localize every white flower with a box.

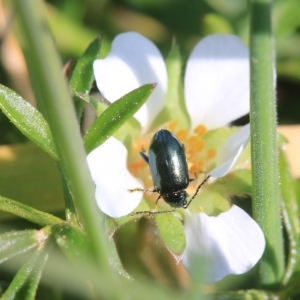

[87,137,143,218]
[182,205,266,283]
[93,32,167,132]
[87,32,265,282]
[90,32,251,215]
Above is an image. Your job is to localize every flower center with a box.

[128,121,217,195]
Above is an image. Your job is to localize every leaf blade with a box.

[0,84,57,160]
[84,84,155,153]
[155,213,186,259]
[70,36,102,118]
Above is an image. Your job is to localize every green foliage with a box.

[0,230,39,264]
[155,213,186,258]
[70,36,102,119]
[105,201,151,237]
[1,248,49,300]
[0,85,58,160]
[84,84,155,153]
[151,44,189,130]
[0,0,299,298]
[280,150,300,285]
[52,223,93,264]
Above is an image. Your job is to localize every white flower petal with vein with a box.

[93,32,167,131]
[182,205,265,283]
[184,34,249,131]
[209,124,250,178]
[87,137,143,218]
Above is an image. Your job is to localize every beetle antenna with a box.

[184,175,211,208]
[128,187,157,193]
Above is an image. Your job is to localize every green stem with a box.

[60,167,79,226]
[15,0,112,273]
[249,0,284,287]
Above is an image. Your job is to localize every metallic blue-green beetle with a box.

[147,129,190,208]
[136,129,210,214]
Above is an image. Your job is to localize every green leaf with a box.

[204,127,251,171]
[280,149,300,285]
[204,127,239,152]
[0,84,58,160]
[189,188,231,216]
[70,36,102,118]
[105,200,151,237]
[1,247,49,300]
[75,93,108,117]
[77,93,141,143]
[155,213,186,259]
[275,0,300,36]
[52,223,93,264]
[0,195,63,226]
[53,222,133,284]
[84,84,155,153]
[0,230,39,264]
[212,169,252,196]
[211,289,276,299]
[70,36,102,94]
[151,44,189,130]
[200,13,233,36]
[53,223,133,285]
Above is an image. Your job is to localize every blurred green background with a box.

[0,2,299,213]
[0,0,299,229]
[0,0,299,293]
[1,0,300,146]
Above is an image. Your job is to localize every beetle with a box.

[129,129,210,215]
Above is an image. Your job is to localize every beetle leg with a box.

[189,171,208,183]
[184,175,211,208]
[190,171,208,182]
[129,210,151,217]
[148,208,176,215]
[130,208,176,217]
[140,152,149,164]
[155,195,162,205]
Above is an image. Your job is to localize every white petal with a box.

[87,137,143,218]
[209,124,250,178]
[182,205,265,283]
[184,34,250,130]
[93,32,167,131]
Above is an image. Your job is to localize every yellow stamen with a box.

[207,148,217,159]
[193,139,205,152]
[187,135,198,145]
[193,124,207,137]
[189,159,204,175]
[129,159,145,176]
[166,121,178,131]
[196,159,204,170]
[187,161,193,170]
[187,149,196,159]
[189,166,198,176]
[176,129,188,142]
